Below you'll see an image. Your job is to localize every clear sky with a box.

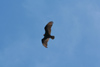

[0,0,100,67]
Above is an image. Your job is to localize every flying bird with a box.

[41,21,55,48]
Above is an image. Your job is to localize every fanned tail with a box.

[50,36,55,39]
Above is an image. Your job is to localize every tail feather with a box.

[50,36,55,39]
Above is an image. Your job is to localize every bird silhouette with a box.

[41,21,55,48]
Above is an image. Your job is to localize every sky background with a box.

[0,0,100,67]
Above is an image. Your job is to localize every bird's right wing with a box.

[42,38,49,48]
[45,21,53,35]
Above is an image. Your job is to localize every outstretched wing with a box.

[44,21,53,35]
[42,37,49,48]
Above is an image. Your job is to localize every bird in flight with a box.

[41,21,55,48]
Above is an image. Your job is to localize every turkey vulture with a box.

[41,21,55,48]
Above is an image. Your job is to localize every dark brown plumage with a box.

[41,21,55,48]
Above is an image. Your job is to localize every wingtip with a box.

[49,21,53,23]
[45,47,48,48]
[42,43,48,48]
[48,21,53,25]
[44,46,48,48]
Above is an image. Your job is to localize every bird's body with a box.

[41,21,55,48]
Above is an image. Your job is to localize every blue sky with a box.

[0,0,100,67]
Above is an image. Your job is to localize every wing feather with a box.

[44,21,53,35]
[42,38,49,48]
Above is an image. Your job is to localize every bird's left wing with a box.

[45,21,53,35]
[42,38,49,48]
